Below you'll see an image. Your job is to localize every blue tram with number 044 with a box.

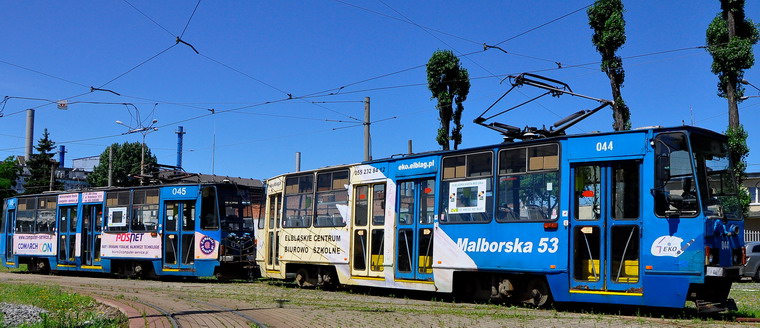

[1,182,264,279]
[256,125,745,312]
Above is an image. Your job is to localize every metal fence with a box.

[747,230,760,242]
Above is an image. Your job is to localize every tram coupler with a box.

[695,298,737,313]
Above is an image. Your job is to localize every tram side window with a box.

[372,184,386,225]
[315,170,349,227]
[131,189,159,232]
[497,145,560,222]
[283,175,313,228]
[36,196,57,233]
[653,133,698,217]
[201,186,218,230]
[440,152,493,224]
[106,191,131,232]
[16,198,36,233]
[612,162,640,219]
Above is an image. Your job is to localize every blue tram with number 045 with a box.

[257,126,745,312]
[1,181,264,279]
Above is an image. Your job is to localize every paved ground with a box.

[0,271,753,328]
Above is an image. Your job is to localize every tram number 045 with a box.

[595,141,613,152]
[172,187,187,196]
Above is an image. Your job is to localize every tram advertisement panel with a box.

[280,230,350,263]
[194,232,219,260]
[13,234,56,256]
[101,233,162,258]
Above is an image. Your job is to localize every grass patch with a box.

[0,282,126,327]
[0,263,28,273]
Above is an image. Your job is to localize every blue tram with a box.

[257,125,745,311]
[1,182,264,279]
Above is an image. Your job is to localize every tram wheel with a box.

[524,277,550,308]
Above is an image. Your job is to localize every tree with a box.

[588,0,631,131]
[24,128,60,194]
[706,0,758,214]
[426,49,470,150]
[87,142,158,187]
[0,156,22,199]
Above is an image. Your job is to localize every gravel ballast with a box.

[0,302,48,327]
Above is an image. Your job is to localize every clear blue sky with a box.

[1,1,759,180]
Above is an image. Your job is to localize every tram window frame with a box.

[653,132,699,218]
[496,144,560,223]
[131,189,159,232]
[612,161,640,220]
[439,151,494,224]
[314,170,349,228]
[16,198,36,233]
[283,174,314,228]
[106,191,131,232]
[36,196,57,234]
[201,186,219,230]
[219,186,260,232]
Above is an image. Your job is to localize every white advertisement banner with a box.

[194,232,219,260]
[101,233,162,258]
[58,193,79,205]
[448,179,487,214]
[82,191,104,203]
[13,234,56,256]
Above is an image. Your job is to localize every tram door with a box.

[163,201,196,270]
[395,178,435,281]
[4,205,16,263]
[81,205,103,266]
[57,206,78,265]
[570,161,642,292]
[350,183,386,277]
[265,194,281,272]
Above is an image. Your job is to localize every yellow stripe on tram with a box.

[351,276,385,281]
[569,289,643,297]
[80,265,102,270]
[394,279,435,284]
[56,264,77,268]
[163,268,180,272]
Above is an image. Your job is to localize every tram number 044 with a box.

[595,141,613,152]
[172,187,187,196]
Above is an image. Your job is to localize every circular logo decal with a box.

[200,236,216,255]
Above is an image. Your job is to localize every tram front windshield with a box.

[218,187,258,232]
[690,133,742,220]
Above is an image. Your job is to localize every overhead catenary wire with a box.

[180,0,202,39]
[122,0,175,37]
[331,0,482,45]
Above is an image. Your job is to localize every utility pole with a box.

[108,145,113,187]
[364,97,371,161]
[49,161,56,191]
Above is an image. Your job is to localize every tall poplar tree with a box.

[706,0,758,215]
[426,50,470,150]
[588,0,631,131]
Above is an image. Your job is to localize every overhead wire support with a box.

[474,72,613,141]
[90,86,122,96]
[176,37,200,54]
